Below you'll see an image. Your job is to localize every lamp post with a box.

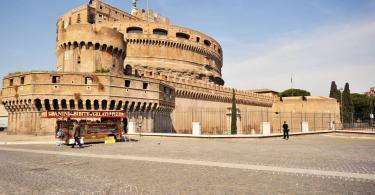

[339,88,343,126]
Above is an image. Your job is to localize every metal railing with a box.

[153,110,341,135]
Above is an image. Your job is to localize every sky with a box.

[0,0,374,96]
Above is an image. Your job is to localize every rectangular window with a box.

[68,17,71,25]
[77,14,81,23]
[52,76,60,84]
[85,77,93,85]
[9,79,13,86]
[143,82,149,90]
[125,80,131,88]
[20,77,25,85]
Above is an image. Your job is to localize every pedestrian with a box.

[72,121,83,148]
[282,121,289,140]
[55,122,61,146]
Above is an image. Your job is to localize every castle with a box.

[0,0,339,135]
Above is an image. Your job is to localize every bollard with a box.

[192,122,201,136]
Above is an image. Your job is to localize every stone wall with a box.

[272,96,340,132]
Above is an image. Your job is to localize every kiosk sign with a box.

[46,110,126,118]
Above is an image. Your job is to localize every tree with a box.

[342,83,354,123]
[329,81,341,103]
[231,89,237,134]
[279,88,311,97]
[351,93,371,122]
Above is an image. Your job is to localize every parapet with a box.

[57,24,125,51]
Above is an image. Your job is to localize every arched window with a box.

[69,100,75,109]
[153,28,168,36]
[204,40,211,47]
[102,100,107,110]
[34,99,42,111]
[127,27,143,34]
[53,99,59,110]
[124,64,132,75]
[176,32,190,40]
[44,99,51,111]
[94,100,99,110]
[86,100,92,110]
[61,99,67,109]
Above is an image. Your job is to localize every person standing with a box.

[282,121,289,140]
[72,121,82,148]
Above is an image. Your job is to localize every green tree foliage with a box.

[231,89,237,134]
[329,81,341,103]
[279,88,311,97]
[342,83,354,123]
[351,93,372,121]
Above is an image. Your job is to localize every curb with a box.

[335,130,375,135]
[0,141,56,145]
[126,130,336,139]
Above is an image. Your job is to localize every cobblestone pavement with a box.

[0,133,374,194]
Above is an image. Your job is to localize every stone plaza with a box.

[0,133,374,194]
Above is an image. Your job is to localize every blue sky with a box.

[0,0,374,96]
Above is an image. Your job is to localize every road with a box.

[0,133,374,194]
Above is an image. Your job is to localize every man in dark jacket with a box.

[72,121,82,148]
[282,121,289,140]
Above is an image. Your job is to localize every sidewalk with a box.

[1,129,374,145]
[0,132,55,145]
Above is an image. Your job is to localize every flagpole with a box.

[147,0,149,22]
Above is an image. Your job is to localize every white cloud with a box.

[222,18,375,96]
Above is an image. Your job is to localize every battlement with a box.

[138,69,273,107]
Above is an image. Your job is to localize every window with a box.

[99,14,102,18]
[176,32,190,40]
[52,76,60,84]
[204,40,211,47]
[153,28,168,36]
[143,82,149,90]
[77,56,81,64]
[196,37,200,43]
[124,65,132,75]
[100,5,103,9]
[9,79,13,86]
[127,27,143,34]
[68,17,71,25]
[20,77,25,85]
[125,80,131,88]
[85,77,93,85]
[77,14,81,23]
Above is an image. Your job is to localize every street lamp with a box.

[339,88,343,125]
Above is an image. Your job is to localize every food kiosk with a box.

[46,110,127,144]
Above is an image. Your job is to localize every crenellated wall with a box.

[1,72,175,135]
[57,24,126,74]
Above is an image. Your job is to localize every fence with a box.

[157,110,341,135]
